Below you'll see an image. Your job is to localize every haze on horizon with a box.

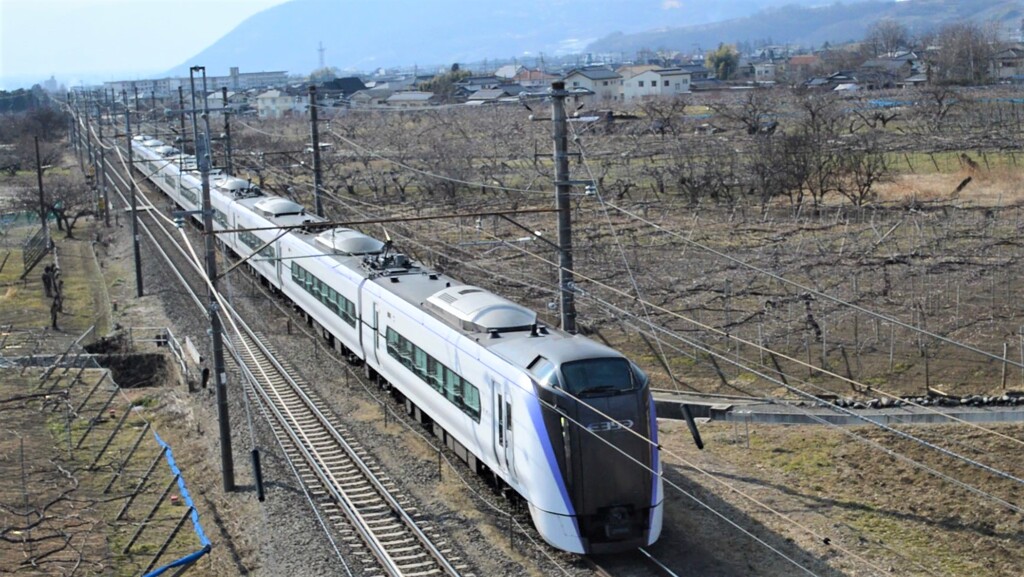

[0,0,288,90]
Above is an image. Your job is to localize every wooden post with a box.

[1002,342,1008,390]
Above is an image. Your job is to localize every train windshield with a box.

[560,358,636,397]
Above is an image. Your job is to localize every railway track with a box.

[227,326,468,577]
[101,148,470,577]
[586,548,680,577]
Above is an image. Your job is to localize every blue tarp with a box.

[152,430,210,547]
[142,544,211,577]
[141,430,212,577]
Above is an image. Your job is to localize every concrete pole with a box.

[309,85,324,217]
[123,91,144,297]
[34,137,50,245]
[222,87,233,174]
[191,66,235,492]
[550,81,577,334]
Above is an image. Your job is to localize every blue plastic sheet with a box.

[142,544,211,577]
[152,430,210,546]
[140,430,213,577]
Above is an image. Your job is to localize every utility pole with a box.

[84,95,94,176]
[309,85,324,217]
[34,137,50,247]
[133,84,139,114]
[550,81,577,334]
[97,100,110,227]
[178,86,188,155]
[123,91,144,297]
[221,87,233,174]
[191,66,235,492]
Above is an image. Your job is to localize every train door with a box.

[274,243,282,287]
[493,377,516,482]
[371,302,381,368]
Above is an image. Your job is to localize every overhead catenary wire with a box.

[99,109,1019,573]
[122,112,1024,451]
[303,168,967,575]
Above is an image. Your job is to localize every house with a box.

[494,64,526,79]
[205,90,248,116]
[349,87,392,108]
[456,76,503,92]
[786,54,822,82]
[513,68,560,89]
[255,89,305,119]
[620,68,692,101]
[562,66,622,106]
[385,91,438,108]
[753,62,777,83]
[466,87,523,105]
[859,56,916,89]
[803,71,857,90]
[991,46,1024,83]
[320,77,367,100]
[677,64,711,81]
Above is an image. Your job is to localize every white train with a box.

[131,135,663,554]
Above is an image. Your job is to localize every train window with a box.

[560,358,635,397]
[291,263,357,327]
[463,383,480,418]
[384,327,480,422]
[527,356,560,389]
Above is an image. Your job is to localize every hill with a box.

[589,0,1024,54]
[167,0,826,76]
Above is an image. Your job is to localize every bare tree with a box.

[836,134,892,206]
[709,89,777,135]
[926,22,999,85]
[864,19,910,57]
[12,171,93,238]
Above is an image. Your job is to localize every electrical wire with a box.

[99,110,1024,575]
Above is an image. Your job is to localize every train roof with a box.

[425,285,536,333]
[315,228,384,255]
[131,136,612,370]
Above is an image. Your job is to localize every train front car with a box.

[530,340,662,554]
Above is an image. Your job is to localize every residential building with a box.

[753,62,777,83]
[385,91,438,108]
[513,68,560,89]
[350,87,392,108]
[621,68,691,101]
[786,54,822,82]
[456,76,503,92]
[494,64,526,79]
[991,46,1024,83]
[103,68,288,99]
[255,89,305,119]
[562,66,622,106]
[465,86,525,105]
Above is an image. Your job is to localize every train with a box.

[129,133,663,554]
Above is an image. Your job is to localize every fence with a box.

[30,326,212,576]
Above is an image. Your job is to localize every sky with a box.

[0,0,290,90]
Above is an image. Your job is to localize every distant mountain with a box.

[589,0,1024,55]
[166,0,828,77]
